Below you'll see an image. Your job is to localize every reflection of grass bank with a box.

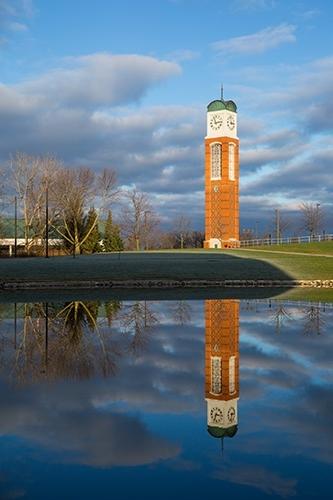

[276,288,333,303]
[0,287,289,306]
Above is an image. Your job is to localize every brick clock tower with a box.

[205,299,239,441]
[204,95,240,249]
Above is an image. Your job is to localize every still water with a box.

[0,298,332,499]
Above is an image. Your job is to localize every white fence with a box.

[240,233,333,247]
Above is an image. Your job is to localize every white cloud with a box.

[19,53,181,107]
[213,463,297,497]
[211,23,296,56]
[0,0,33,36]
[8,21,28,31]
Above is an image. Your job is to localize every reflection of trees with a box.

[11,303,49,384]
[2,300,123,384]
[302,305,325,336]
[0,300,162,384]
[120,301,158,355]
[271,304,293,335]
[105,300,122,327]
[170,301,192,325]
[52,300,120,379]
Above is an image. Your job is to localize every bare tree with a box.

[272,209,291,241]
[52,167,118,255]
[10,153,61,253]
[172,215,192,249]
[121,188,159,250]
[299,202,323,238]
[240,228,255,241]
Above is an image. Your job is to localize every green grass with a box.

[242,240,333,255]
[228,248,333,280]
[0,248,332,283]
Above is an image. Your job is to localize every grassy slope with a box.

[228,248,333,280]
[0,248,332,282]
[243,241,333,255]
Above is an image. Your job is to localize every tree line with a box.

[0,153,203,255]
[240,202,327,241]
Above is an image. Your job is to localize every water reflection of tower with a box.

[205,299,239,442]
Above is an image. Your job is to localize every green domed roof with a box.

[207,99,237,113]
[207,100,226,111]
[207,425,238,438]
[225,100,237,112]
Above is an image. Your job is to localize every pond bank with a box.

[1,278,333,290]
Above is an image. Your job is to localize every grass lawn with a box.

[227,247,333,280]
[242,240,333,255]
[0,248,332,283]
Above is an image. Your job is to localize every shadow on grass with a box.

[0,250,307,303]
[0,250,294,280]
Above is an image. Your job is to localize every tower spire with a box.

[220,83,224,101]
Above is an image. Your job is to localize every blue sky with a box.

[0,0,332,233]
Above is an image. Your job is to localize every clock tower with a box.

[205,299,239,440]
[204,95,240,248]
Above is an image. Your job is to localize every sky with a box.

[0,0,332,234]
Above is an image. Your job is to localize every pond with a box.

[0,297,332,499]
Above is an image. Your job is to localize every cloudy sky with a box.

[0,0,332,233]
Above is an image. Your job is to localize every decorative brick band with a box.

[1,279,333,290]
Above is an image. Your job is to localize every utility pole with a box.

[316,203,320,238]
[144,210,151,251]
[275,209,280,243]
[14,196,17,257]
[45,184,49,258]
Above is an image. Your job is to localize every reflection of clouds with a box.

[1,299,333,476]
[93,323,204,413]
[238,302,333,465]
[213,462,297,498]
[0,306,205,468]
[0,381,180,468]
[167,457,201,471]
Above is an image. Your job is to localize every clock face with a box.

[227,115,235,130]
[213,186,219,193]
[210,407,223,424]
[227,406,236,423]
[209,113,223,131]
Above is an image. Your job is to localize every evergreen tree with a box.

[103,210,124,252]
[103,210,113,252]
[110,223,124,251]
[81,207,101,253]
[105,300,122,326]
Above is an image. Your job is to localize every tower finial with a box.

[221,83,224,101]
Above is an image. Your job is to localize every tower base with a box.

[204,238,240,249]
